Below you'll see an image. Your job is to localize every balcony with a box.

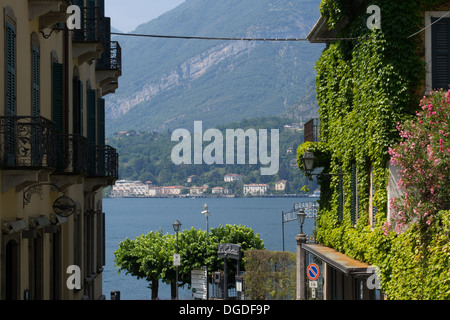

[55,134,89,175]
[88,145,119,183]
[96,41,122,96]
[72,7,107,64]
[0,116,56,170]
[28,0,70,27]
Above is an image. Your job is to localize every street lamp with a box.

[302,150,344,178]
[201,203,210,236]
[173,219,182,300]
[297,210,307,234]
[201,203,211,300]
[301,149,316,174]
[296,209,307,300]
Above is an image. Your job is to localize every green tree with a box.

[114,225,265,299]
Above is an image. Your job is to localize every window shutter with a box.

[87,89,97,146]
[97,98,105,146]
[350,164,357,225]
[87,89,97,175]
[86,0,96,41]
[73,79,84,135]
[32,46,41,166]
[53,62,64,170]
[338,170,344,223]
[80,81,84,136]
[5,21,16,166]
[52,62,64,134]
[432,17,450,89]
[5,21,16,116]
[32,46,40,116]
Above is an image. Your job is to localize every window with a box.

[425,12,450,92]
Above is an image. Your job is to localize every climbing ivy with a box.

[297,0,450,299]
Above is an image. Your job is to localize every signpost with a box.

[307,263,320,300]
[307,263,320,281]
[191,268,208,300]
[173,254,181,266]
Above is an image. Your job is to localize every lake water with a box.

[102,197,317,300]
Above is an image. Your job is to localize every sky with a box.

[105,0,186,33]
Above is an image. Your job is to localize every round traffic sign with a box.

[307,263,320,281]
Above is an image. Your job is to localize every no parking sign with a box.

[307,263,320,281]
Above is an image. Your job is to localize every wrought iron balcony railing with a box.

[88,145,119,179]
[97,41,122,74]
[73,7,108,44]
[55,134,89,174]
[0,116,56,169]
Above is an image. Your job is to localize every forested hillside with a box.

[107,117,318,192]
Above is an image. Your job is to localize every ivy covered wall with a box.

[298,0,450,299]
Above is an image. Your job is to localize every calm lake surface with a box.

[102,197,317,300]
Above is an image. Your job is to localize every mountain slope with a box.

[106,0,324,136]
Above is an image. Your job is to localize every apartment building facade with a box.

[0,0,120,300]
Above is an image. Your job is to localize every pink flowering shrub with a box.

[387,89,450,234]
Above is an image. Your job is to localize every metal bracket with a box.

[23,182,66,208]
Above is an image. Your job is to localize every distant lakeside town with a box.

[109,174,320,199]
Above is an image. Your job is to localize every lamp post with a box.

[201,203,210,236]
[173,219,182,300]
[297,210,307,234]
[296,209,307,300]
[201,203,210,300]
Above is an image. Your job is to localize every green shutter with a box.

[86,0,96,41]
[32,46,40,116]
[97,98,105,176]
[73,79,84,135]
[338,170,344,223]
[87,89,97,176]
[5,21,16,116]
[350,164,357,225]
[5,21,16,166]
[32,46,41,166]
[97,98,105,146]
[80,81,84,136]
[53,62,64,171]
[52,62,64,133]
[87,89,97,146]
[432,17,450,89]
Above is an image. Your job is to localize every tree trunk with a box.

[151,277,159,300]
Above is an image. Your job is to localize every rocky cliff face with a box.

[107,40,257,121]
[105,0,324,135]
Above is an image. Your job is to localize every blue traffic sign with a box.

[307,263,320,281]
